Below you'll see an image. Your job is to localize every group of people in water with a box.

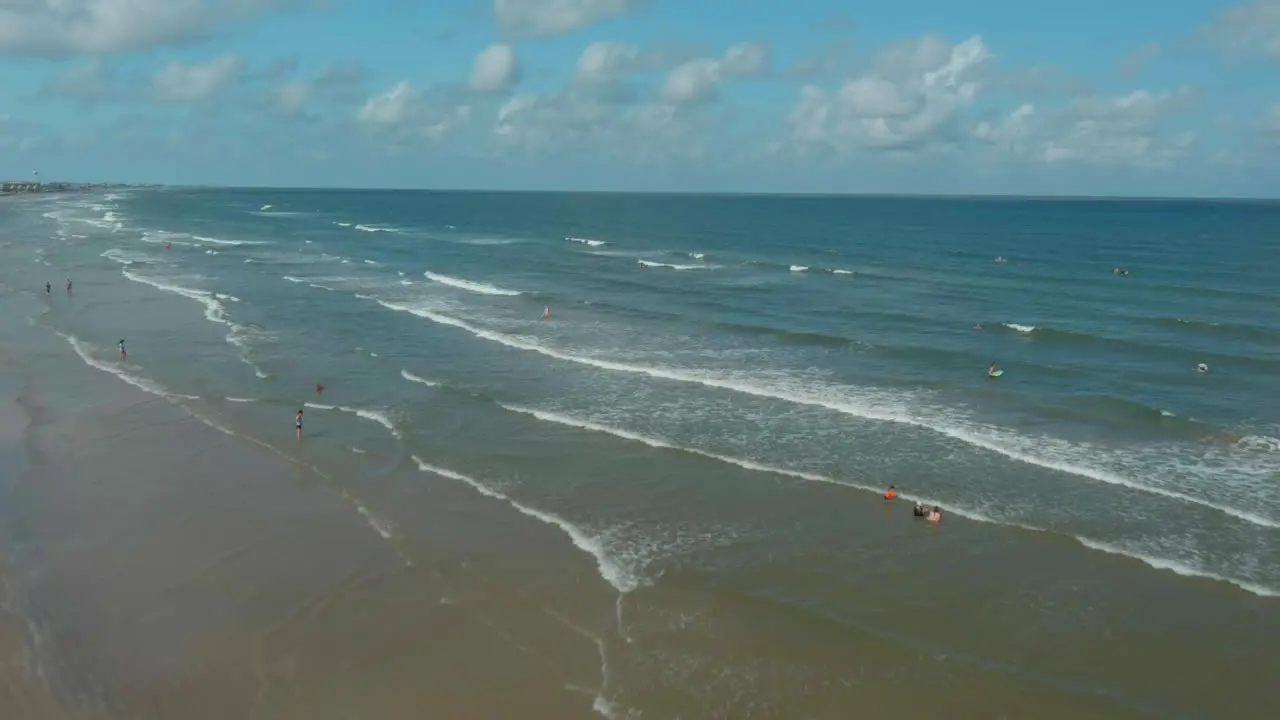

[883,485,942,523]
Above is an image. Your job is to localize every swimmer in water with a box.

[296,409,303,440]
[118,339,126,361]
[884,485,896,500]
[315,383,324,395]
[1197,362,1209,373]
[972,324,982,330]
[913,502,929,517]
[927,506,942,523]
[45,282,51,294]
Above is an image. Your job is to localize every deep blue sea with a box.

[3,187,1279,603]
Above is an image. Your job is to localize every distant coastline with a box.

[0,181,134,196]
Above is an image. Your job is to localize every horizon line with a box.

[11,181,1280,203]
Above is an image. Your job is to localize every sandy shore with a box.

[0,326,605,719]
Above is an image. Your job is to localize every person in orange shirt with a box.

[884,485,896,500]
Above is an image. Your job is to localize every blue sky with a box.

[2,0,1279,196]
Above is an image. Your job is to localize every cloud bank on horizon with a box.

[1,0,1279,196]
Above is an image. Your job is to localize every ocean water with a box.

[2,188,1279,715]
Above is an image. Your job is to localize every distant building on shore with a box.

[1,181,41,193]
[0,181,104,194]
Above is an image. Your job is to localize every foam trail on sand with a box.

[366,298,1280,531]
[55,331,198,401]
[545,609,637,720]
[1074,537,1279,597]
[411,456,644,593]
[163,403,410,560]
[346,492,396,539]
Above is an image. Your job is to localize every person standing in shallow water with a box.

[296,409,303,440]
[118,339,126,361]
[45,281,50,294]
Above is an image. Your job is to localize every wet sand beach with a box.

[0,324,607,719]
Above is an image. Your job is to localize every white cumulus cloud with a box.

[152,54,245,103]
[1038,88,1200,167]
[356,81,473,145]
[660,42,770,105]
[494,0,644,39]
[0,0,291,56]
[969,87,1200,169]
[575,40,642,82]
[492,89,702,164]
[788,35,991,150]
[469,43,519,93]
[358,81,422,125]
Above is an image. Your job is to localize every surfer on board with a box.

[988,361,1000,378]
